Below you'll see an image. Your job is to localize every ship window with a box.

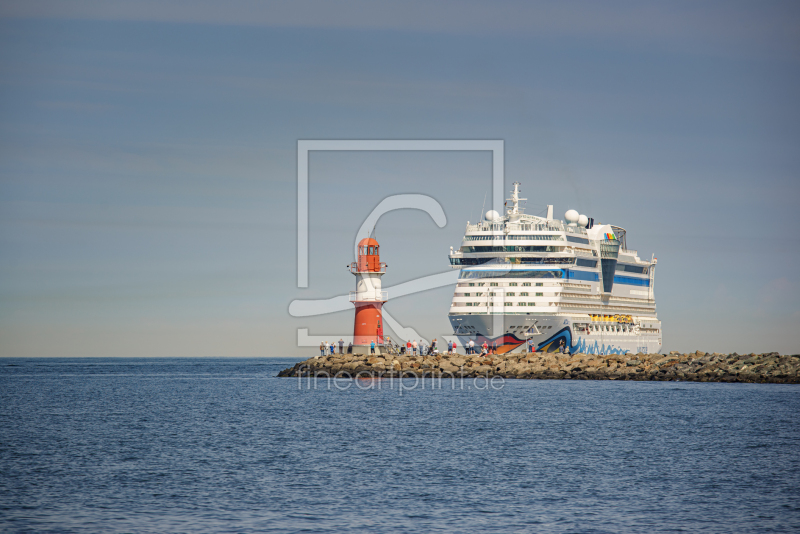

[566,236,590,244]
[567,270,600,282]
[468,283,475,286]
[464,293,470,297]
[489,292,495,296]
[613,275,650,287]
[576,258,598,268]
[458,270,564,280]
[507,292,515,296]
[450,257,494,266]
[516,257,576,265]
[465,246,563,253]
[522,282,531,286]
[504,302,512,306]
[536,283,543,287]
[489,282,498,286]
[509,282,518,286]
[520,292,528,296]
[616,263,647,274]
[536,292,543,296]
[519,302,526,306]
[466,303,473,306]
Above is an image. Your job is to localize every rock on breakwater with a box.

[278,351,800,383]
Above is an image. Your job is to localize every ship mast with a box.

[506,182,526,216]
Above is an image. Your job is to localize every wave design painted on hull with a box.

[538,328,631,355]
[496,328,630,355]
[458,328,633,355]
[571,335,631,355]
[456,333,525,354]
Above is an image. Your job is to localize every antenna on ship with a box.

[507,181,526,216]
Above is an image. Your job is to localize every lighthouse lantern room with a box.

[349,237,387,355]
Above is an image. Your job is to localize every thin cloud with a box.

[1,1,798,58]
[36,100,114,112]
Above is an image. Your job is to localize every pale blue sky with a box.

[0,1,798,356]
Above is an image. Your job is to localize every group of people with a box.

[403,338,437,355]
[317,336,567,358]
[525,338,567,354]
[397,338,504,356]
[319,339,352,357]
[464,340,497,356]
[465,339,485,355]
[393,338,515,356]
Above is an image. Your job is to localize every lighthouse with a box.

[349,238,387,355]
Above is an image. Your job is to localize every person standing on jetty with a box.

[319,342,325,357]
[412,339,418,355]
[330,342,335,356]
[324,340,329,356]
[452,340,457,354]
[370,340,376,354]
[338,339,344,354]
[469,339,475,355]
[347,341,353,354]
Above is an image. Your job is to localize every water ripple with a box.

[0,357,799,533]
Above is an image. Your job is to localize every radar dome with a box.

[485,210,501,221]
[565,209,580,225]
[578,214,589,227]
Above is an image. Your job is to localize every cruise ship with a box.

[448,183,661,355]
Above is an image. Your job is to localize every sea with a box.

[1,357,798,533]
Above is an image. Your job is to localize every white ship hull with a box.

[450,313,661,355]
[447,182,662,356]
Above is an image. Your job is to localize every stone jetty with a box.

[278,351,800,383]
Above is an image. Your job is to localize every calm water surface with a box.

[1,357,799,533]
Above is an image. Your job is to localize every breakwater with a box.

[278,351,800,383]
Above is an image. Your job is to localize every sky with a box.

[0,1,798,357]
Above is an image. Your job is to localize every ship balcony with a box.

[466,219,565,233]
[350,291,388,302]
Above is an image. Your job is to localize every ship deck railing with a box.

[466,219,568,233]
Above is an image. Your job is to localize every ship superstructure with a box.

[448,182,661,355]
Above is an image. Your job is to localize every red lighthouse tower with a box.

[349,238,387,355]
